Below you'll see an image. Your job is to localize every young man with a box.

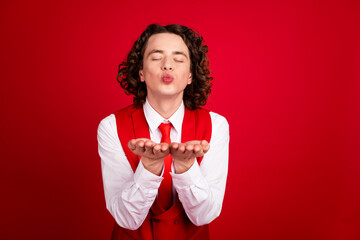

[97,24,229,240]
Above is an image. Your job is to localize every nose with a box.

[161,57,173,71]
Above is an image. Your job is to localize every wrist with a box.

[173,158,195,174]
[142,157,164,176]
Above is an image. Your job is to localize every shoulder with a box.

[98,104,141,137]
[209,111,229,129]
[114,104,140,117]
[209,111,230,141]
[194,108,228,125]
[98,104,139,129]
[192,108,229,131]
[97,114,116,136]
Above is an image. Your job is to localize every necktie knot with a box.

[159,123,172,144]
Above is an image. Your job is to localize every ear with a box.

[139,69,145,82]
[187,72,192,85]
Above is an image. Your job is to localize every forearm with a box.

[104,161,162,230]
[171,162,227,226]
[98,115,162,230]
[171,112,229,226]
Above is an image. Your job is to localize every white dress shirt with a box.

[97,99,229,230]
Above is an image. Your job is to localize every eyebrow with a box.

[147,49,188,59]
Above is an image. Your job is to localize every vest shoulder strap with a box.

[181,107,212,165]
[114,104,150,172]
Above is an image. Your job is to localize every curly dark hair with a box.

[117,24,213,110]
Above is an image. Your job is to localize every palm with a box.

[170,140,210,160]
[128,138,170,160]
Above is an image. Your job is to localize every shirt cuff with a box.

[170,160,203,190]
[134,160,163,190]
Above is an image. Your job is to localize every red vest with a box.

[112,104,212,240]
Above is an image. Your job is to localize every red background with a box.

[1,0,359,239]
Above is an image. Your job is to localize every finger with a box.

[144,140,155,151]
[153,144,161,154]
[170,142,179,150]
[179,143,186,153]
[193,144,202,153]
[169,143,177,155]
[196,150,205,158]
[135,140,145,149]
[203,143,210,153]
[144,140,155,155]
[200,140,208,146]
[128,139,137,150]
[160,143,169,152]
[145,140,155,148]
[192,144,204,157]
[185,144,194,152]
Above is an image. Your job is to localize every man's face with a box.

[139,33,192,101]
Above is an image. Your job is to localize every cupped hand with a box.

[169,140,210,174]
[128,138,170,175]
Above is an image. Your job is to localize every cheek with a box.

[144,62,159,73]
[142,66,157,80]
[179,67,191,82]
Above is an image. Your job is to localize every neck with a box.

[147,94,183,119]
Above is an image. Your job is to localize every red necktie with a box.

[158,123,173,210]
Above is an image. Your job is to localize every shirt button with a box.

[174,220,179,224]
[153,219,160,223]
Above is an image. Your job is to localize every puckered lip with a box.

[161,73,174,84]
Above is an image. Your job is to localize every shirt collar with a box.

[143,98,184,135]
